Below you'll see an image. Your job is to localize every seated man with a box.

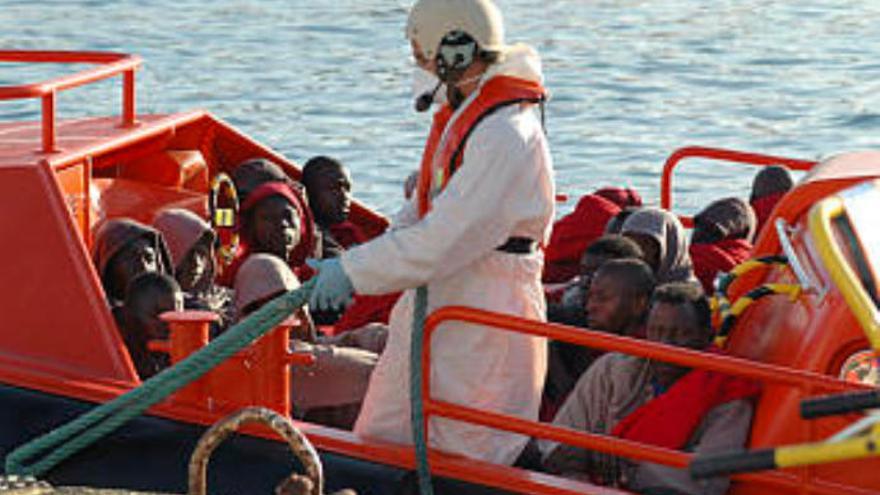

[301,155,366,259]
[92,218,173,307]
[547,235,644,327]
[689,197,756,294]
[113,272,183,379]
[750,165,794,235]
[543,258,655,420]
[540,283,757,495]
[300,156,401,331]
[234,253,378,429]
[153,208,234,326]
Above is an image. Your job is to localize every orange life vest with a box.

[415,75,547,218]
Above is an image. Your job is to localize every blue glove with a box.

[306,258,354,312]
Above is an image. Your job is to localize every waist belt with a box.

[496,237,538,254]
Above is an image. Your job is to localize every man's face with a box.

[132,289,182,340]
[311,168,352,226]
[250,196,301,261]
[645,302,709,387]
[586,272,633,334]
[109,237,158,299]
[176,235,215,292]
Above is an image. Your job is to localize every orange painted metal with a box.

[0,51,141,153]
[660,146,817,227]
[420,305,875,494]
[4,51,880,495]
[155,311,319,418]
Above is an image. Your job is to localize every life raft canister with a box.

[416,75,547,218]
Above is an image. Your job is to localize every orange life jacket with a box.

[415,75,547,218]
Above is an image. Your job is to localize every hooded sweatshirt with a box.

[690,198,756,293]
[92,218,172,305]
[153,208,233,324]
[621,208,696,285]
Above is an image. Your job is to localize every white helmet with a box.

[406,0,505,61]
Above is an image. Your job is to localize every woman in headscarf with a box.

[153,208,234,325]
[620,208,695,284]
[689,197,756,294]
[92,218,173,307]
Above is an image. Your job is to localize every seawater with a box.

[2,0,880,217]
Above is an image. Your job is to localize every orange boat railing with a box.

[420,306,872,494]
[660,146,818,226]
[0,50,142,153]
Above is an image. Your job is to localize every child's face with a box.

[250,196,301,261]
[109,237,159,299]
[176,235,215,292]
[311,167,352,226]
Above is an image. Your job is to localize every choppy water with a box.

[3,0,880,217]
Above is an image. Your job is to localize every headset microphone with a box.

[415,81,442,113]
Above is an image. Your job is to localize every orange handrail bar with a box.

[419,306,870,491]
[660,146,817,226]
[0,50,142,153]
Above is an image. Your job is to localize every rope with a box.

[711,255,789,346]
[4,278,316,477]
[715,283,802,347]
[410,286,434,495]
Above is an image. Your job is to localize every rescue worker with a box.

[307,0,554,465]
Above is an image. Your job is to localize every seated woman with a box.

[113,272,183,379]
[620,208,696,284]
[233,253,378,429]
[92,218,173,307]
[153,208,234,326]
[689,197,756,294]
[540,283,758,494]
[219,180,317,286]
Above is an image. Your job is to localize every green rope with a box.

[5,278,316,477]
[410,286,434,495]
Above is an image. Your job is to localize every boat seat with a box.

[119,149,210,193]
[89,178,208,237]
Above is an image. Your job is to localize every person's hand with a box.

[306,258,354,312]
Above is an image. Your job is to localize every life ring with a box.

[209,172,240,267]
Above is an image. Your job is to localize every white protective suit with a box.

[340,44,554,465]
